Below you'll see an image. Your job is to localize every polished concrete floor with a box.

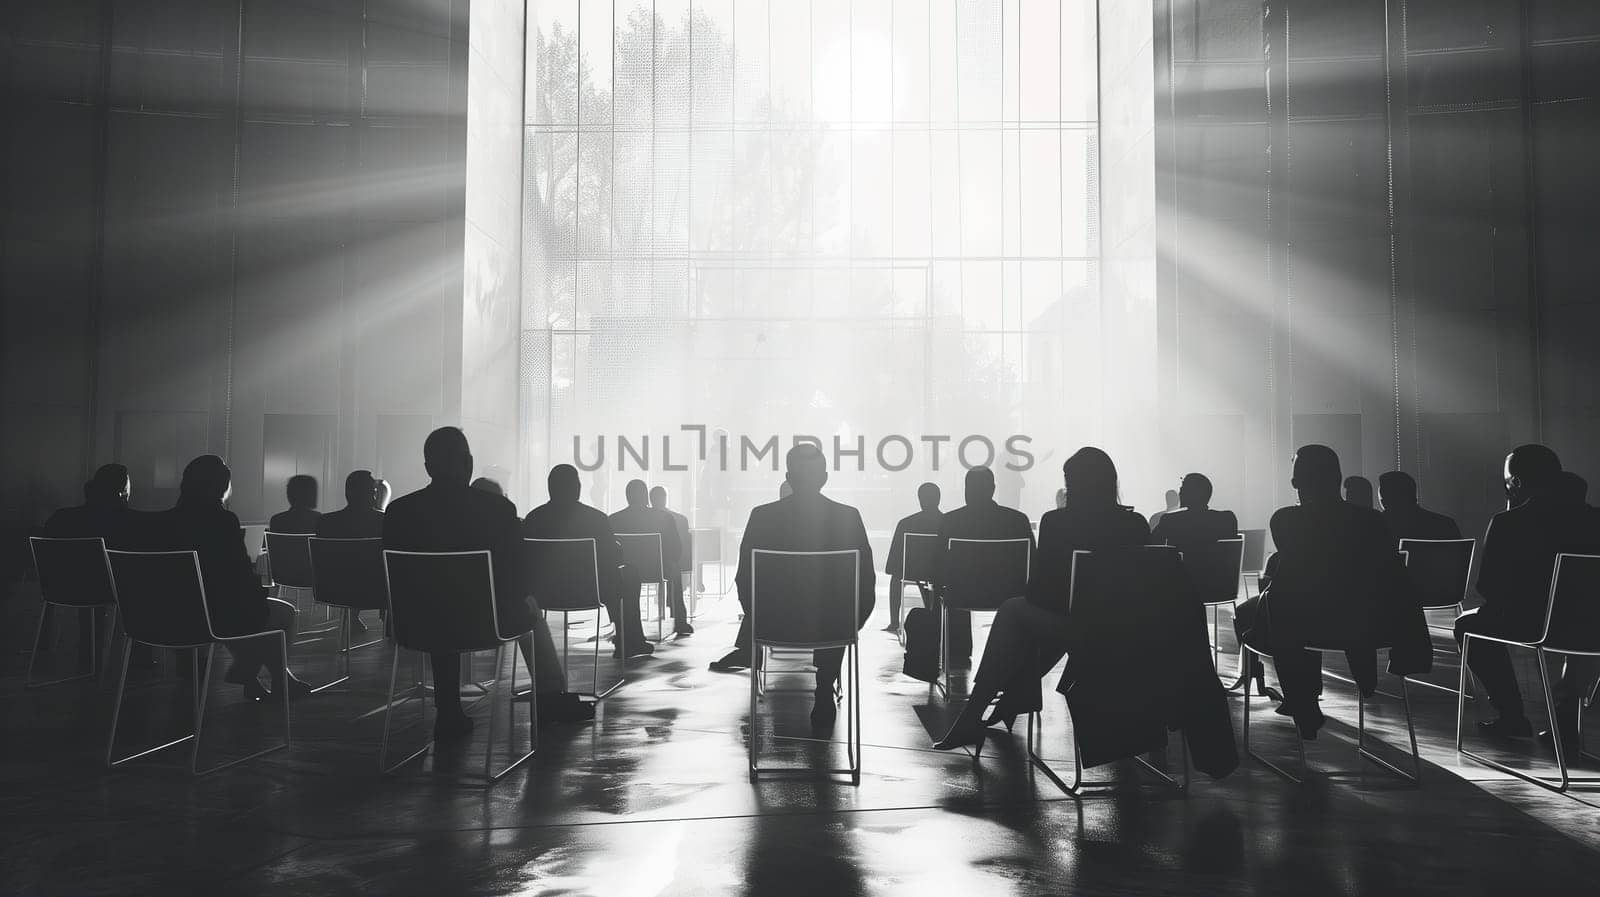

[4,577,1600,897]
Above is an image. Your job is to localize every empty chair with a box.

[940,537,1031,692]
[1457,552,1600,792]
[264,531,317,618]
[1399,537,1477,697]
[307,537,389,691]
[690,526,726,596]
[105,549,291,775]
[1181,536,1246,680]
[380,550,537,783]
[747,548,864,785]
[524,537,624,699]
[26,536,119,688]
[617,532,668,643]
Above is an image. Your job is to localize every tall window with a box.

[523,0,1100,518]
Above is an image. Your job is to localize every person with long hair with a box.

[933,447,1149,752]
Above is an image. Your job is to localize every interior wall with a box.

[1,0,487,524]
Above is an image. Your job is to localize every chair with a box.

[1180,536,1246,681]
[616,531,668,643]
[104,550,291,775]
[895,532,941,642]
[690,525,728,596]
[380,550,537,783]
[940,537,1031,693]
[524,537,624,699]
[306,537,389,691]
[1026,547,1192,796]
[1239,528,1268,596]
[26,537,119,688]
[747,548,862,784]
[1457,552,1600,792]
[264,532,326,628]
[240,524,269,561]
[1398,538,1476,698]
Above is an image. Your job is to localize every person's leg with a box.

[885,576,903,632]
[430,650,465,715]
[1455,609,1527,726]
[516,599,567,693]
[938,598,1066,743]
[947,608,974,664]
[608,565,650,655]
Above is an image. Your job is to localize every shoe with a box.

[612,639,655,659]
[1478,716,1534,738]
[810,697,838,733]
[709,650,751,672]
[1537,727,1580,751]
[1294,706,1327,741]
[263,673,313,702]
[674,622,695,637]
[932,726,987,758]
[537,692,596,724]
[982,708,1020,733]
[881,624,900,634]
[433,712,475,742]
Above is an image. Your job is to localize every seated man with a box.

[884,482,944,634]
[1151,472,1240,556]
[611,479,688,637]
[383,428,586,739]
[934,467,1034,665]
[1456,445,1600,741]
[524,465,652,658]
[1378,471,1460,543]
[649,485,693,634]
[711,445,875,731]
[269,474,322,534]
[1344,475,1375,510]
[316,470,386,539]
[44,464,137,669]
[1234,444,1398,739]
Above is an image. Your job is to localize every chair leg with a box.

[310,607,354,693]
[1456,639,1600,792]
[1356,673,1421,784]
[105,640,134,767]
[381,645,431,774]
[1241,651,1306,783]
[26,603,99,689]
[748,640,761,782]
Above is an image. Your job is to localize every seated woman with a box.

[934,447,1149,752]
[146,456,310,701]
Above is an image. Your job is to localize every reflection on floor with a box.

[3,580,1600,897]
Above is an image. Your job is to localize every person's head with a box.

[624,478,649,509]
[785,444,828,496]
[1178,473,1213,511]
[1055,487,1068,510]
[179,455,232,509]
[1061,447,1119,509]
[1555,470,1589,507]
[344,469,378,509]
[471,477,504,498]
[423,426,473,485]
[917,481,941,512]
[649,485,668,509]
[85,463,131,508]
[964,466,997,505]
[374,477,392,510]
[1163,489,1180,510]
[548,464,581,503]
[1343,475,1374,509]
[1290,444,1342,503]
[1504,444,1562,507]
[1377,471,1418,511]
[286,474,318,510]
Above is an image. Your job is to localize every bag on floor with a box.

[902,606,940,683]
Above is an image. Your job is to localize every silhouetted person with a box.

[650,485,693,634]
[43,464,134,667]
[1455,445,1600,739]
[935,447,1148,750]
[934,468,1034,664]
[1149,489,1180,530]
[524,465,652,659]
[1151,473,1240,556]
[471,477,505,498]
[122,456,308,700]
[316,470,386,539]
[1556,470,1590,507]
[1234,445,1396,739]
[611,479,688,636]
[778,481,793,500]
[884,482,944,634]
[712,445,875,732]
[384,428,582,739]
[1344,475,1374,509]
[1377,471,1460,543]
[1054,487,1068,510]
[269,474,321,534]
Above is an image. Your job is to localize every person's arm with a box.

[733,507,760,606]
[1473,515,1506,607]
[852,508,876,614]
[660,513,682,576]
[885,521,905,576]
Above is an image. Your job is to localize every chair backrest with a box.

[264,532,314,588]
[308,537,388,611]
[616,531,665,582]
[240,524,268,559]
[942,537,1031,610]
[1064,546,1192,689]
[382,550,504,652]
[523,538,603,612]
[900,532,940,584]
[1538,553,1600,653]
[690,526,722,563]
[749,549,861,647]
[1182,536,1246,606]
[1398,537,1474,610]
[106,549,216,647]
[29,536,116,608]
[1239,528,1267,575]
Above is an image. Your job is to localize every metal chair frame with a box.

[747,549,862,785]
[104,550,291,775]
[1395,538,1478,701]
[526,537,624,699]
[1181,536,1246,685]
[616,531,669,643]
[265,531,339,637]
[894,532,941,645]
[306,537,389,693]
[1456,552,1600,792]
[379,550,537,784]
[939,537,1031,694]
[26,537,121,689]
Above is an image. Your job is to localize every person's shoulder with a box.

[1119,507,1151,532]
